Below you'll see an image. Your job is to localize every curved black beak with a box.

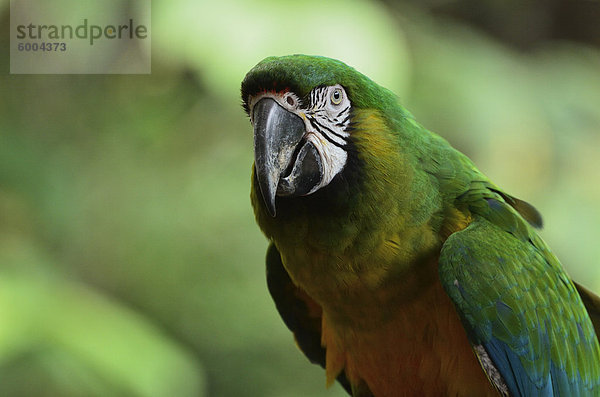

[253,98,306,217]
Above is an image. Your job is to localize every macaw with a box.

[241,54,600,396]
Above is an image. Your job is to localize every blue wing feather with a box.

[439,197,600,396]
[484,337,554,396]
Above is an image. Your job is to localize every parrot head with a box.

[241,55,401,217]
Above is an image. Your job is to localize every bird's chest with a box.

[320,281,498,397]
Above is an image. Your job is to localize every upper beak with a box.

[253,98,305,217]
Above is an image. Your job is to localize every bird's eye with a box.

[286,95,295,106]
[330,88,343,105]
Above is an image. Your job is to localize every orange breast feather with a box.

[320,280,498,397]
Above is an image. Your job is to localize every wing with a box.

[265,243,354,395]
[439,198,600,396]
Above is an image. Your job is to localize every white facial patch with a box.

[302,84,351,192]
[304,132,347,194]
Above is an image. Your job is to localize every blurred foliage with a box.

[395,0,600,50]
[0,0,599,396]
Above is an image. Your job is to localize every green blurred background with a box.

[1,0,599,396]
